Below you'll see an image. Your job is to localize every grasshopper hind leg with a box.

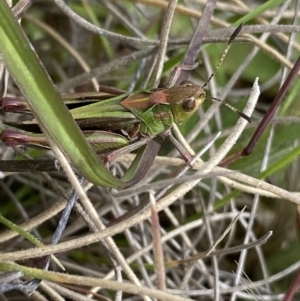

[104,138,151,164]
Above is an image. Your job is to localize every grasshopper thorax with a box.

[168,80,206,124]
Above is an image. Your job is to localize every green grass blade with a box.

[0,0,124,187]
[233,0,286,26]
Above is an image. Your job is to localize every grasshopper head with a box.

[168,80,206,124]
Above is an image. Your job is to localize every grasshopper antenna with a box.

[207,96,251,123]
[202,23,243,88]
[202,24,249,122]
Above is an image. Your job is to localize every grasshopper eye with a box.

[182,96,196,112]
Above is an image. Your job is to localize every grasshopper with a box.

[0,81,206,160]
[0,80,249,184]
[0,24,248,187]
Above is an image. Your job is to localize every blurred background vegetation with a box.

[1,0,300,300]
